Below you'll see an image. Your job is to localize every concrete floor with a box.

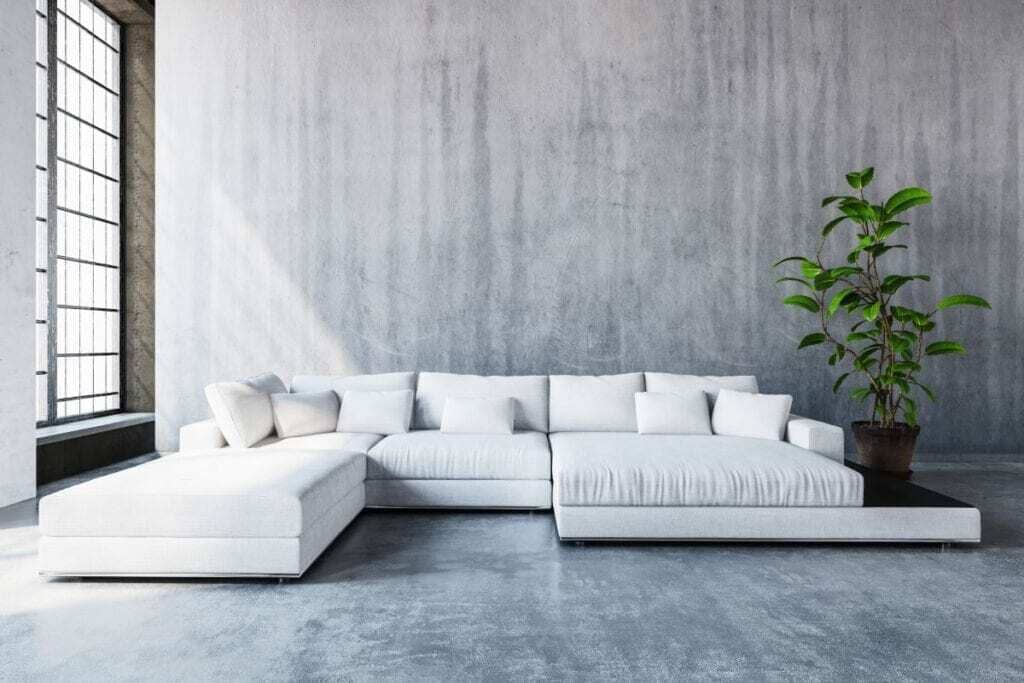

[2,459,1024,680]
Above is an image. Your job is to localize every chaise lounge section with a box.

[38,449,365,577]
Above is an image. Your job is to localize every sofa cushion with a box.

[644,373,759,406]
[39,450,366,538]
[414,372,549,432]
[635,391,711,435]
[441,397,515,434]
[550,433,862,507]
[367,430,551,480]
[712,389,792,441]
[337,389,414,434]
[254,431,383,453]
[205,372,287,448]
[290,371,415,395]
[270,390,340,438]
[548,373,644,432]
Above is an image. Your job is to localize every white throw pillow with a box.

[711,388,793,441]
[549,373,645,432]
[635,391,711,435]
[441,397,515,434]
[270,390,340,438]
[337,389,414,435]
[204,372,287,448]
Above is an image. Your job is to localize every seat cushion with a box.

[39,450,366,538]
[254,432,383,453]
[550,433,862,507]
[367,430,551,480]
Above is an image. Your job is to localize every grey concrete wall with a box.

[155,0,1024,453]
[0,2,37,506]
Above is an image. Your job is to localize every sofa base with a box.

[366,479,551,509]
[553,504,981,543]
[39,485,366,578]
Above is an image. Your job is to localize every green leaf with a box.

[832,372,851,393]
[797,332,827,349]
[775,277,811,289]
[903,396,918,427]
[865,243,907,257]
[868,244,909,258]
[822,195,856,207]
[829,266,864,279]
[827,288,855,317]
[840,201,877,224]
[892,360,921,374]
[891,305,924,323]
[912,380,937,402]
[846,172,863,189]
[859,167,874,187]
[853,348,879,371]
[936,294,992,311]
[850,387,872,402]
[846,331,875,343]
[884,187,932,216]
[821,216,846,237]
[881,275,915,294]
[782,295,820,313]
[772,255,809,268]
[876,220,908,240]
[812,272,837,291]
[800,260,823,279]
[925,340,967,356]
[863,301,882,321]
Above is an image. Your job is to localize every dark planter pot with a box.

[852,421,921,478]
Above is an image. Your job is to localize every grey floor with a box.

[2,458,1024,681]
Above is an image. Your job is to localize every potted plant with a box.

[774,168,990,477]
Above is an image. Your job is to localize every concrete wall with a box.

[155,0,1024,454]
[0,2,37,506]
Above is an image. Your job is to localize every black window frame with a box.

[37,0,125,427]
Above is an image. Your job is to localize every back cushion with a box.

[549,373,645,432]
[205,372,287,448]
[290,371,416,396]
[414,372,549,432]
[644,373,759,406]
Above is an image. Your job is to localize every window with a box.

[36,0,122,425]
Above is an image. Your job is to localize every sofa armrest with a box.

[179,419,227,451]
[786,415,844,462]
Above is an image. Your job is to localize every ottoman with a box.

[38,449,366,578]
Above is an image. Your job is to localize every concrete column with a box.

[0,3,38,506]
[121,23,154,412]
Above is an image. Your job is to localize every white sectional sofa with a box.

[37,370,980,579]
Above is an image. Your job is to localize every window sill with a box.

[36,412,155,446]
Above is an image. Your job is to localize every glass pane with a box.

[36,323,48,371]
[37,374,48,423]
[36,271,48,320]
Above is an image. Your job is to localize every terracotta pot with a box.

[852,421,921,478]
